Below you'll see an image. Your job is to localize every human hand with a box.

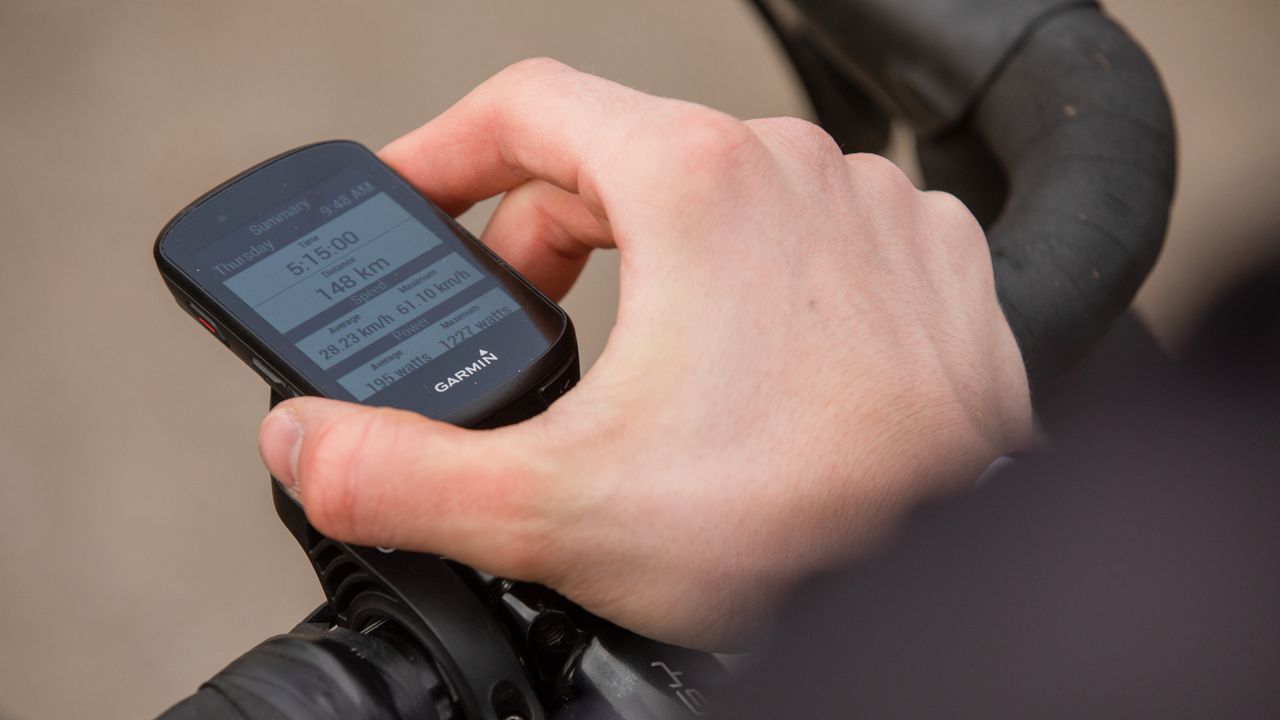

[258,58,1031,649]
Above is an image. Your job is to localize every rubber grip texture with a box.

[977,8,1176,383]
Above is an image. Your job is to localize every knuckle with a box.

[485,58,577,112]
[846,152,911,188]
[661,107,761,178]
[761,116,842,159]
[926,191,986,246]
[926,190,976,222]
[496,56,572,84]
[923,190,996,288]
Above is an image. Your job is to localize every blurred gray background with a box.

[0,1,1276,717]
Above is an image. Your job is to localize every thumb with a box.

[258,397,561,579]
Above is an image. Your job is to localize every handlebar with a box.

[754,0,1177,387]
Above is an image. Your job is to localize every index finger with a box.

[380,58,655,218]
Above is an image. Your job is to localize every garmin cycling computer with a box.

[156,141,583,719]
[155,140,577,428]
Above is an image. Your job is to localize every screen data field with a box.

[224,192,440,332]
[293,252,483,369]
[338,287,520,400]
[207,173,538,404]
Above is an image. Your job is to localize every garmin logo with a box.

[435,349,498,392]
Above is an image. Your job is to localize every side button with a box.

[187,302,226,344]
[537,357,579,406]
[251,357,285,386]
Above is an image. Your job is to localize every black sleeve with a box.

[726,259,1280,719]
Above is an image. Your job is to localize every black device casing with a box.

[154,140,578,429]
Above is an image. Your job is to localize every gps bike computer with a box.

[156,141,586,719]
[155,141,577,428]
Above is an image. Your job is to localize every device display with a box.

[156,141,576,426]
[196,169,520,402]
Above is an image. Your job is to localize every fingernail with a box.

[260,406,303,491]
